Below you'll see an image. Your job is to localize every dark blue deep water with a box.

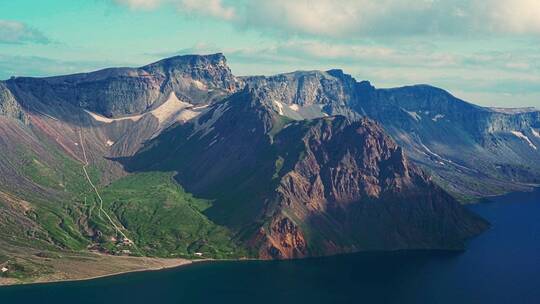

[1,189,539,304]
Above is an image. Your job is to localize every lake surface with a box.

[1,189,539,304]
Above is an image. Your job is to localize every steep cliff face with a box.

[243,70,360,120]
[0,83,27,123]
[245,70,540,200]
[353,84,540,199]
[253,117,488,259]
[6,53,240,118]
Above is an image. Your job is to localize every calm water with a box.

[1,189,539,304]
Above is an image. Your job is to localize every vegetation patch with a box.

[100,172,244,259]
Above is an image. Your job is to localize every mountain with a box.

[243,70,540,200]
[0,53,496,280]
[7,53,239,117]
[124,86,487,258]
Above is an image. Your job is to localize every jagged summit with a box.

[3,53,239,118]
[143,53,228,70]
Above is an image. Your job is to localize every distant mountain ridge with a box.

[5,53,240,118]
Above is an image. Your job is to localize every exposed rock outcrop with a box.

[6,53,240,118]
[0,83,28,124]
[252,117,488,258]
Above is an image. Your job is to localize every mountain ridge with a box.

[123,86,488,258]
[0,52,532,280]
[2,53,539,200]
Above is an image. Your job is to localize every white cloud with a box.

[114,0,234,20]
[488,0,540,34]
[0,20,49,44]
[113,0,540,37]
[180,0,235,20]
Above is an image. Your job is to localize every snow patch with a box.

[151,92,192,124]
[273,100,284,115]
[290,104,300,111]
[511,131,537,150]
[191,80,207,90]
[86,93,201,129]
[532,128,540,138]
[85,110,142,123]
[420,142,473,171]
[420,143,443,159]
[208,138,218,147]
[175,109,200,123]
[106,140,114,147]
[402,109,421,122]
[432,114,445,122]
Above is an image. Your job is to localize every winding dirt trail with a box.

[77,129,133,245]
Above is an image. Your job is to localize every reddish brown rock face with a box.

[256,217,308,260]
[253,117,488,259]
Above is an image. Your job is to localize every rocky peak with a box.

[252,115,488,259]
[244,70,356,106]
[142,53,240,93]
[6,53,241,118]
[274,117,421,207]
[0,82,28,124]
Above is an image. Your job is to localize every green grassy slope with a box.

[100,172,244,259]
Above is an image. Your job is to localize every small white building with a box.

[1,267,8,273]
[194,252,203,257]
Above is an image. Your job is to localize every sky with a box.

[0,0,539,108]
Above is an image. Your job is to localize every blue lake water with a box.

[1,189,539,304]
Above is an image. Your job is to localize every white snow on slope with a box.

[402,109,421,122]
[420,142,475,172]
[420,143,443,159]
[86,92,203,130]
[532,128,540,138]
[150,92,202,126]
[273,100,284,115]
[432,114,445,122]
[290,104,300,111]
[511,131,537,150]
[151,92,190,124]
[191,80,207,90]
[85,110,142,123]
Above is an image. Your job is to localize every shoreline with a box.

[0,254,205,287]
